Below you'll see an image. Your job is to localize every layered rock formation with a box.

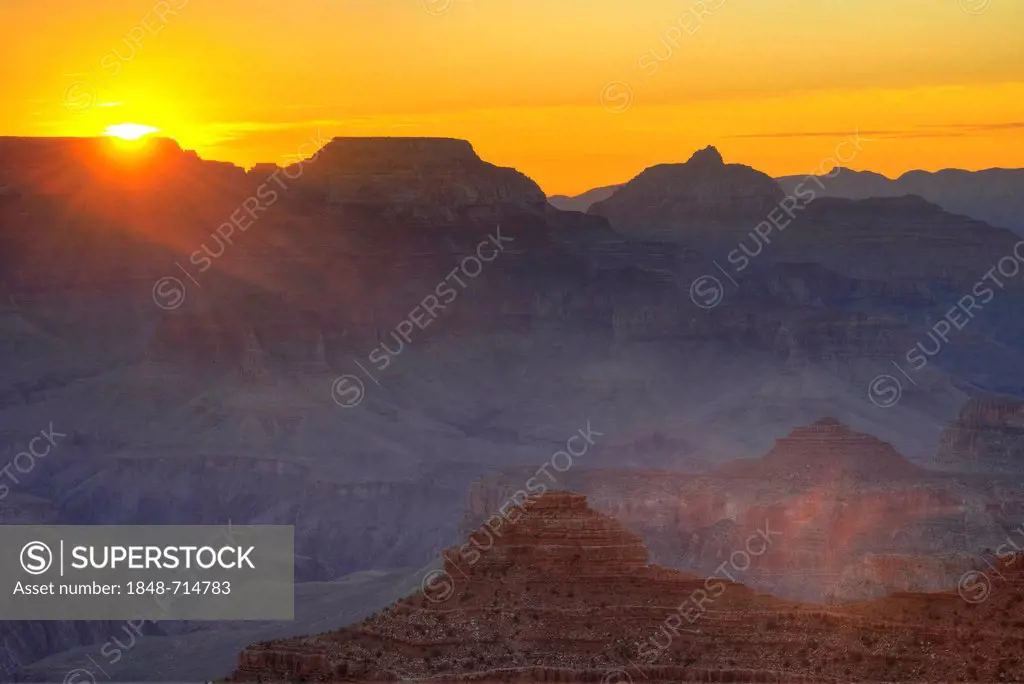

[445,491,649,577]
[230,492,1024,683]
[284,137,547,224]
[586,147,1021,291]
[937,396,1024,473]
[583,147,1024,401]
[716,417,925,484]
[461,419,1021,603]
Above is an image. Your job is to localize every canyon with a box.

[3,135,1024,678]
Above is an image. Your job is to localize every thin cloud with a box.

[917,122,1024,132]
[725,130,897,139]
[727,122,1024,140]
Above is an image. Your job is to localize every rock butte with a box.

[462,419,986,604]
[589,145,785,223]
[229,491,1024,683]
[718,416,926,483]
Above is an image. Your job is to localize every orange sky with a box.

[2,0,1023,195]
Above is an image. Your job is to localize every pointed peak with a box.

[687,145,724,166]
[791,416,851,435]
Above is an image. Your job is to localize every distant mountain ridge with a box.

[547,155,1024,235]
[776,166,1024,235]
[547,183,622,212]
[589,145,785,226]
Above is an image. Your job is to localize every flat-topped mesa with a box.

[589,144,784,228]
[284,136,547,222]
[447,491,650,580]
[312,137,480,169]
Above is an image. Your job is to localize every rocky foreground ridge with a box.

[229,491,1024,683]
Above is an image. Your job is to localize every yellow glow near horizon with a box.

[3,1,1024,193]
[104,123,160,140]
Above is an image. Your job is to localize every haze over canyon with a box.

[2,133,1024,682]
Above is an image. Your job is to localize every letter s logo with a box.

[20,541,53,575]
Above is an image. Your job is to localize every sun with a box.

[104,123,160,140]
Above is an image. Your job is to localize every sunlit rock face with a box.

[0,136,250,294]
[0,136,245,196]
